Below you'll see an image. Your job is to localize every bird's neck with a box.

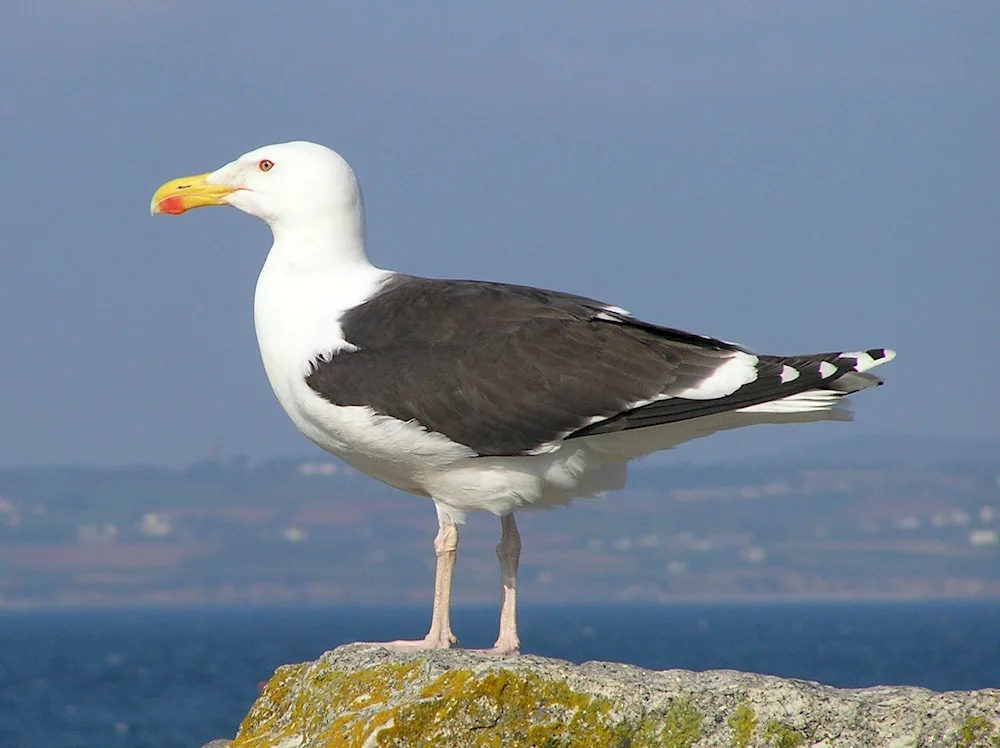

[266,209,373,276]
[254,207,392,389]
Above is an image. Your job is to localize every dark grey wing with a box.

[304,276,736,455]
[305,275,889,456]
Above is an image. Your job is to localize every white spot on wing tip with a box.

[840,349,896,373]
[675,352,760,399]
[779,365,800,383]
[839,351,875,372]
[818,361,838,379]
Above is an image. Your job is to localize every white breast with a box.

[253,252,477,491]
[253,251,383,408]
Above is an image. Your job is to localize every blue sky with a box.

[1,3,996,467]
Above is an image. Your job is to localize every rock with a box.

[222,644,999,747]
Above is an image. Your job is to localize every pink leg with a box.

[485,513,521,655]
[378,509,459,651]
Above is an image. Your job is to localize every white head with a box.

[151,141,365,240]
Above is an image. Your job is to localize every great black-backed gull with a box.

[151,141,895,654]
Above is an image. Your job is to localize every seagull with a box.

[151,141,895,654]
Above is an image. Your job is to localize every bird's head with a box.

[150,141,362,228]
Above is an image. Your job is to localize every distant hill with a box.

[764,434,1000,467]
[0,435,997,609]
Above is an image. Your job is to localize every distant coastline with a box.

[2,437,997,612]
[4,592,1000,613]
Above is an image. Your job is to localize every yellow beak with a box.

[150,173,236,215]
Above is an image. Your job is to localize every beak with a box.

[150,172,236,216]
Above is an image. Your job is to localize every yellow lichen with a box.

[632,700,703,748]
[763,720,806,748]
[231,660,422,748]
[322,662,422,709]
[381,668,622,747]
[959,715,998,748]
[234,662,311,748]
[229,659,710,748]
[728,703,757,748]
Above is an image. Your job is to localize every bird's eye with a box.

[258,159,274,172]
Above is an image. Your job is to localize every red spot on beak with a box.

[158,196,186,215]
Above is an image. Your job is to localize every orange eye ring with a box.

[258,159,274,172]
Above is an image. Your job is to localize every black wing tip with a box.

[865,347,894,361]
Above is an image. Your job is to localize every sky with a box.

[1,2,997,467]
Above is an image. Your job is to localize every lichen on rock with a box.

[728,703,757,748]
[212,643,999,748]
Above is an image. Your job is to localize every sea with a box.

[1,602,997,748]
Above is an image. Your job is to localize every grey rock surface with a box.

[218,644,999,747]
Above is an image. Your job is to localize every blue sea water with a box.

[1,602,997,748]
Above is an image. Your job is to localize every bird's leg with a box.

[482,512,521,655]
[424,512,460,647]
[379,509,459,651]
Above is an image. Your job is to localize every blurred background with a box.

[0,3,997,747]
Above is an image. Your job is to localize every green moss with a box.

[959,715,998,748]
[728,703,757,748]
[658,700,704,748]
[610,699,702,748]
[763,720,806,748]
